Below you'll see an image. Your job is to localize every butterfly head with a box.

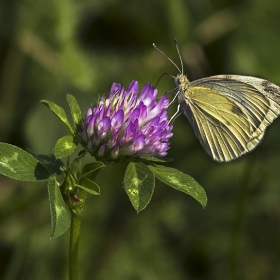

[153,40,190,92]
[175,73,190,90]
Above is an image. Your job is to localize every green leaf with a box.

[27,152,63,175]
[0,143,51,181]
[41,100,74,134]
[70,150,86,180]
[76,178,100,195]
[67,94,82,128]
[47,177,71,238]
[148,164,207,208]
[124,162,155,213]
[54,136,77,158]
[138,156,173,163]
[81,161,105,181]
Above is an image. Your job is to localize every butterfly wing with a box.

[179,75,280,162]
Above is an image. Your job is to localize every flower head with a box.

[81,80,173,161]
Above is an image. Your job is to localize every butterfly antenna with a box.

[174,38,184,75]
[153,43,181,74]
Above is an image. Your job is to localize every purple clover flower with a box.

[81,80,173,161]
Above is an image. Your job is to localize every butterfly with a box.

[153,40,280,162]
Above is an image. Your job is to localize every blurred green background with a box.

[1,0,280,279]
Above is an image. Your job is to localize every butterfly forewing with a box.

[178,74,280,162]
[189,104,248,162]
[182,86,253,161]
[188,77,270,127]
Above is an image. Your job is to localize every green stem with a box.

[69,211,81,280]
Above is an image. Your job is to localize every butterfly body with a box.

[175,73,280,162]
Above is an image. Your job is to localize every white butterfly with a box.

[154,41,280,162]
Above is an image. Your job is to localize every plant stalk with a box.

[69,211,81,280]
